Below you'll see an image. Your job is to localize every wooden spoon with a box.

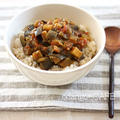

[105,26,120,118]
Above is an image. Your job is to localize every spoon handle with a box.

[109,54,114,118]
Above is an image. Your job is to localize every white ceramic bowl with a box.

[5,4,105,86]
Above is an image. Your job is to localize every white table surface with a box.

[0,0,120,119]
[0,111,120,120]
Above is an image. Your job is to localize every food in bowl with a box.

[6,4,105,85]
[12,18,97,70]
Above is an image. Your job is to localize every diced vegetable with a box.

[77,38,87,47]
[43,24,53,31]
[23,45,33,55]
[34,20,42,28]
[41,31,47,41]
[24,30,31,37]
[20,34,26,47]
[69,35,77,44]
[47,20,52,25]
[78,33,82,37]
[69,20,75,25]
[64,41,73,50]
[70,47,82,58]
[21,18,91,70]
[32,50,43,61]
[34,27,43,43]
[24,25,34,37]
[54,18,60,23]
[56,54,66,61]
[58,31,68,39]
[37,57,47,63]
[24,24,34,31]
[36,35,43,43]
[62,25,67,33]
[35,27,42,37]
[52,45,61,53]
[49,55,61,64]
[40,46,48,55]
[71,25,79,31]
[42,42,50,47]
[39,57,53,70]
[59,58,73,68]
[41,20,47,24]
[47,30,57,40]
[54,23,62,30]
[51,39,63,46]
[47,46,53,55]
[27,24,34,31]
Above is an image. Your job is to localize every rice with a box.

[12,25,97,71]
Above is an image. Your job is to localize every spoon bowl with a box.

[105,27,120,54]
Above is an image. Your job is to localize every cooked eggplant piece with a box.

[34,27,43,43]
[23,45,33,55]
[35,27,42,37]
[49,54,66,64]
[27,24,34,31]
[24,30,31,37]
[47,30,57,40]
[47,46,53,55]
[32,50,43,61]
[42,42,50,47]
[59,58,73,68]
[39,57,53,70]
[41,20,47,24]
[24,24,34,31]
[62,34,68,39]
[70,47,82,59]
[39,45,48,54]
[37,35,43,43]
[57,54,66,61]
[24,24,34,36]
[20,34,26,47]
[37,57,47,63]
[54,54,66,61]
[49,55,61,64]
[29,39,37,48]
[79,55,85,60]
[71,25,79,31]
[24,24,34,37]
[61,50,72,58]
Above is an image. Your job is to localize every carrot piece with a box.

[62,25,67,33]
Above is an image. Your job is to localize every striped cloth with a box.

[0,3,120,110]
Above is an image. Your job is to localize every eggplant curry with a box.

[20,18,91,70]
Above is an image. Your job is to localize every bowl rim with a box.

[5,3,106,74]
